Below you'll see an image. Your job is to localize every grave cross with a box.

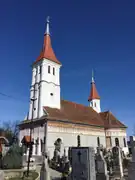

[77,151,82,162]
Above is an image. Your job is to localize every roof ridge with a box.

[61,99,94,109]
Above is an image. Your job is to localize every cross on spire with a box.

[35,16,61,65]
[92,69,95,83]
[45,16,50,35]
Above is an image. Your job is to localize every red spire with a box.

[88,71,100,101]
[35,17,61,65]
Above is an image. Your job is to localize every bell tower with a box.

[88,70,101,113]
[28,17,62,120]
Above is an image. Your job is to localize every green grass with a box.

[8,171,39,180]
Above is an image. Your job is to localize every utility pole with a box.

[27,95,37,177]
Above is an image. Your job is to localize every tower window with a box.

[115,138,119,147]
[50,93,53,96]
[97,137,100,147]
[53,67,55,75]
[123,138,126,147]
[39,66,42,74]
[48,66,50,74]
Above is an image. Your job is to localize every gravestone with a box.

[0,170,4,180]
[40,157,51,180]
[96,148,109,180]
[128,136,135,180]
[70,147,96,180]
[118,147,124,178]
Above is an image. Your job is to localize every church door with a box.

[106,136,112,148]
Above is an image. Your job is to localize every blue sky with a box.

[0,0,135,135]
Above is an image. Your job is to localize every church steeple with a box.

[88,70,101,113]
[28,17,61,120]
[35,17,61,65]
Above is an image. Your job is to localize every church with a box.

[19,18,129,158]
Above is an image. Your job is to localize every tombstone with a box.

[128,136,135,180]
[105,149,113,176]
[70,147,96,180]
[40,157,51,180]
[112,146,124,178]
[0,170,4,180]
[96,148,109,180]
[118,147,124,178]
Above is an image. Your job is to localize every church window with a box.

[53,67,55,75]
[115,138,119,146]
[41,139,43,153]
[39,66,42,74]
[48,66,50,74]
[123,138,126,147]
[97,137,100,147]
[77,135,81,147]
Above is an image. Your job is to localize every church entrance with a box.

[106,136,112,148]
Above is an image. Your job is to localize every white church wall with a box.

[38,59,61,117]
[28,58,61,119]
[89,99,101,113]
[40,81,60,109]
[47,132,106,158]
[41,59,61,86]
[106,128,129,154]
[47,124,106,158]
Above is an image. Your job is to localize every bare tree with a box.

[1,120,20,145]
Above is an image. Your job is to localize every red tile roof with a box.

[100,111,127,128]
[43,100,126,129]
[88,82,100,101]
[44,100,105,127]
[35,34,61,65]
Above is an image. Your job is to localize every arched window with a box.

[95,103,96,107]
[41,139,43,153]
[53,67,55,75]
[97,137,100,147]
[115,138,119,147]
[123,138,126,147]
[39,66,42,74]
[48,66,50,74]
[77,135,81,147]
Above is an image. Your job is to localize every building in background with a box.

[19,18,129,159]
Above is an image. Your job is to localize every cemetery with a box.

[0,134,135,180]
[39,135,135,180]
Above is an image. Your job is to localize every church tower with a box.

[88,71,101,113]
[28,17,62,120]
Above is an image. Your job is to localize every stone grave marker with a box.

[112,146,124,178]
[96,148,109,180]
[118,147,124,178]
[70,147,96,180]
[0,170,4,180]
